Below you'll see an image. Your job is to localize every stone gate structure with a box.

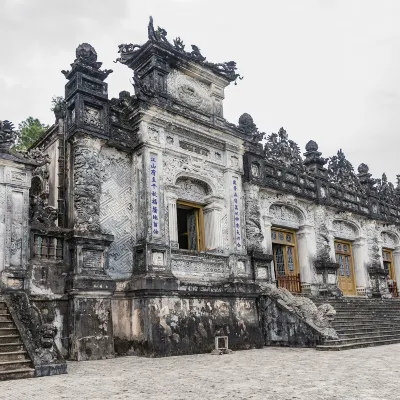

[1,17,400,374]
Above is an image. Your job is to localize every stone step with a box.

[325,332,400,345]
[334,317,400,323]
[0,360,32,372]
[0,351,29,362]
[336,326,400,335]
[0,303,7,311]
[0,343,25,353]
[0,328,18,336]
[0,335,22,344]
[333,322,398,329]
[316,338,400,351]
[0,368,35,381]
[338,329,400,339]
[0,321,15,329]
[0,314,12,323]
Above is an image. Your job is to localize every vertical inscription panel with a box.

[150,153,160,238]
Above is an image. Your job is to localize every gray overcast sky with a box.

[1,0,400,182]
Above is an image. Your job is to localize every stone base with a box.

[68,295,115,361]
[112,291,263,357]
[35,362,67,377]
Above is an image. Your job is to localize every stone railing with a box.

[244,154,400,224]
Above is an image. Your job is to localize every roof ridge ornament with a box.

[117,16,243,84]
[327,149,361,192]
[0,120,18,153]
[62,43,113,81]
[264,127,304,172]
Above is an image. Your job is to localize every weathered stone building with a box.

[1,17,400,379]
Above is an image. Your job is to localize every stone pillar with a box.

[262,215,275,282]
[204,198,224,251]
[297,224,315,293]
[392,246,400,292]
[71,135,103,232]
[352,238,368,295]
[67,134,116,361]
[165,186,179,249]
[262,216,273,254]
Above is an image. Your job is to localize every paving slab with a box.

[1,345,400,400]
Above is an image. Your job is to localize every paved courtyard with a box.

[1,345,400,400]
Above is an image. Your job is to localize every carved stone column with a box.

[352,238,368,295]
[67,134,116,361]
[204,198,224,251]
[262,216,274,254]
[297,224,316,293]
[261,215,275,282]
[165,186,179,249]
[70,135,103,232]
[393,246,400,293]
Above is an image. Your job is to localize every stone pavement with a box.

[1,345,400,400]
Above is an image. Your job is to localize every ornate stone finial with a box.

[76,43,98,62]
[238,113,257,135]
[237,113,264,143]
[357,163,369,174]
[357,163,375,193]
[62,43,112,81]
[305,140,318,152]
[51,96,67,122]
[0,120,18,153]
[303,140,327,176]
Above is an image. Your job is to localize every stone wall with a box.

[112,294,263,356]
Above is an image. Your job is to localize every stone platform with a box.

[1,345,400,399]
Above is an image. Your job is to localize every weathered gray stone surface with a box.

[1,346,399,399]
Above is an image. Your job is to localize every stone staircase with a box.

[314,297,400,351]
[0,299,35,380]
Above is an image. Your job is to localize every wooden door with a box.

[383,249,396,280]
[383,249,398,296]
[335,241,356,296]
[272,229,301,292]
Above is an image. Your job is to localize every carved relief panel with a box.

[167,70,212,114]
[99,147,134,279]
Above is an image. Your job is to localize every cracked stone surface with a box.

[1,345,400,400]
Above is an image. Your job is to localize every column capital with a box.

[165,184,179,200]
[298,224,314,235]
[204,195,225,205]
[353,237,367,247]
[262,215,274,226]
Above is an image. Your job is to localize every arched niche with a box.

[381,231,400,250]
[332,219,360,241]
[269,203,306,230]
[175,176,212,204]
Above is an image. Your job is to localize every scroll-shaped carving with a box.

[327,149,361,192]
[116,17,242,83]
[264,128,304,171]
